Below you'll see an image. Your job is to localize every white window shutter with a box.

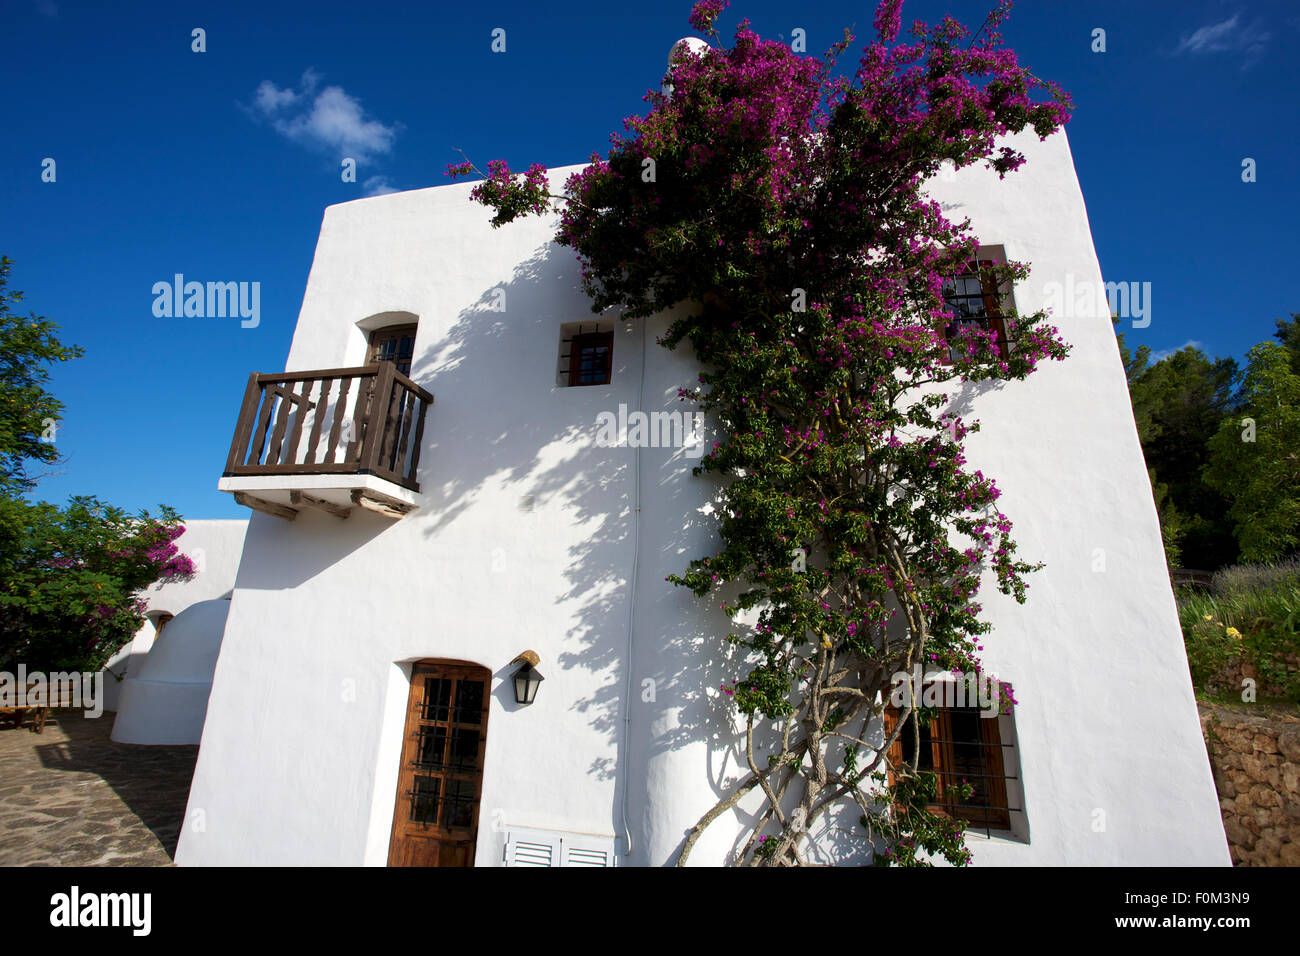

[505,829,560,867]
[560,834,617,867]
[503,827,617,867]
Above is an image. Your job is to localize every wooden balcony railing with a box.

[224,362,433,492]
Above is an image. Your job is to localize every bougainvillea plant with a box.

[451,0,1071,865]
[0,496,195,673]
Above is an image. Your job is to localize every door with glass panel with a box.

[388,661,491,866]
[368,324,417,376]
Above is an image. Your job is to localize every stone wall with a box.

[1198,701,1300,866]
[1197,653,1300,702]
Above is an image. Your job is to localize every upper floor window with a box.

[939,260,1009,362]
[558,321,614,387]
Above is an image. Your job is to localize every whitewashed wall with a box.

[100,518,247,712]
[110,598,231,744]
[178,130,1228,866]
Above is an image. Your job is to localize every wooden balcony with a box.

[220,362,433,519]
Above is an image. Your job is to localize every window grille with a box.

[883,702,1021,838]
[558,322,614,386]
[938,260,1010,362]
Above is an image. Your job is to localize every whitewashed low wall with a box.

[100,519,246,714]
[111,598,230,745]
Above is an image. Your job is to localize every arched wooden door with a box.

[388,661,491,867]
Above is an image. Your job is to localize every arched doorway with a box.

[388,660,491,866]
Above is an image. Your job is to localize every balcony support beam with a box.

[290,490,351,519]
[351,488,415,519]
[234,492,299,521]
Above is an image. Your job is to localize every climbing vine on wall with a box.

[451,0,1071,865]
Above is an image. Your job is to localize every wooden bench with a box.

[0,690,81,734]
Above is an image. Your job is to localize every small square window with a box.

[558,321,615,387]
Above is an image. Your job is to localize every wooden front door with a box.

[388,661,491,867]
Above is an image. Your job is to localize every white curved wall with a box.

[111,598,231,745]
[101,519,248,712]
[178,130,1228,867]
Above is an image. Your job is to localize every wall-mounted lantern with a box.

[510,651,544,705]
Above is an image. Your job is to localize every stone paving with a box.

[0,710,197,866]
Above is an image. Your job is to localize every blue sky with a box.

[2,0,1296,520]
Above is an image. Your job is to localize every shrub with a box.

[1179,559,1300,702]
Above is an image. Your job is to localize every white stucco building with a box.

[175,126,1229,867]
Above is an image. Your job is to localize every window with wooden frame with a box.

[367,324,418,376]
[882,702,1015,835]
[559,323,614,387]
[938,260,1009,363]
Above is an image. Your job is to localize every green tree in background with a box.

[0,496,192,671]
[1275,312,1300,375]
[1117,324,1238,569]
[0,258,193,673]
[0,256,83,495]
[1205,343,1300,562]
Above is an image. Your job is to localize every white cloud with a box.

[363,176,398,197]
[254,80,301,113]
[1175,13,1270,62]
[1149,340,1206,363]
[249,70,398,164]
